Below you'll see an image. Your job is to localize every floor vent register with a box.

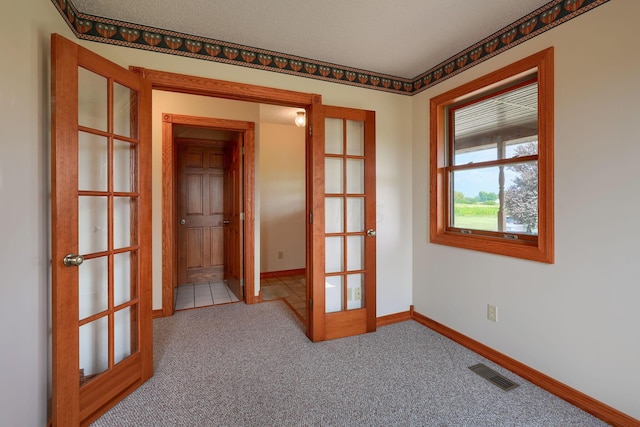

[468,363,520,391]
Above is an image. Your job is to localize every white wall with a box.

[259,123,306,273]
[412,0,640,419]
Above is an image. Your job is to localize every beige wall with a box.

[412,0,640,419]
[3,0,637,424]
[0,1,74,425]
[259,123,306,273]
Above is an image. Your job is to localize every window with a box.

[430,48,553,263]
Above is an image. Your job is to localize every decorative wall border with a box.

[412,0,610,94]
[51,0,610,96]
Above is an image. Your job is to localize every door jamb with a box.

[162,114,254,316]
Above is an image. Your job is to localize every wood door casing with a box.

[161,113,256,316]
[177,143,226,284]
[141,71,310,318]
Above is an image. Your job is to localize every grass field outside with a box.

[452,203,535,233]
[452,216,498,231]
[453,203,499,231]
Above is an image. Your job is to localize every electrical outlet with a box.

[487,304,498,322]
[354,288,362,300]
[277,251,283,259]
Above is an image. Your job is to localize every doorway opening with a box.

[158,100,308,325]
[142,67,377,343]
[257,113,307,322]
[172,125,245,311]
[161,112,256,317]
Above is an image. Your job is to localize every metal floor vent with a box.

[468,363,520,391]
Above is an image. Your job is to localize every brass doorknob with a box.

[366,229,376,237]
[180,219,186,225]
[63,254,84,267]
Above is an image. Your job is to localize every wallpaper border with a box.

[50,0,610,96]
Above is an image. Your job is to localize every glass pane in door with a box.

[346,197,364,232]
[114,306,137,365]
[78,132,108,192]
[113,251,133,306]
[325,118,343,155]
[78,257,108,319]
[114,197,133,249]
[325,276,343,313]
[114,139,136,193]
[346,159,365,194]
[325,197,343,234]
[113,83,136,138]
[347,236,364,271]
[325,236,343,273]
[79,317,109,381]
[325,158,343,194]
[78,68,107,132]
[347,274,364,310]
[346,120,364,156]
[76,67,141,386]
[324,117,367,314]
[79,196,108,255]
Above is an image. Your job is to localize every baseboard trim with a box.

[377,305,414,327]
[412,310,638,427]
[152,309,164,319]
[260,268,305,279]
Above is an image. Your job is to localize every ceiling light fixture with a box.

[295,111,306,127]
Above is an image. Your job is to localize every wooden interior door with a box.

[308,105,376,341]
[224,134,244,300]
[177,143,226,285]
[51,34,152,426]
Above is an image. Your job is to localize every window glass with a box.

[429,48,554,263]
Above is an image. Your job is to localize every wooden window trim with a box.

[429,47,554,263]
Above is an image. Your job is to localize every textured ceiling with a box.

[72,0,551,79]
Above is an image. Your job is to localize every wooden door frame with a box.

[131,67,321,325]
[162,113,254,316]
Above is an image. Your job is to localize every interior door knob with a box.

[180,219,186,225]
[366,229,376,237]
[63,254,84,267]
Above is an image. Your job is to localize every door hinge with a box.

[240,212,245,221]
[241,146,245,155]
[240,279,244,288]
[309,298,313,309]
[309,212,313,224]
[308,125,312,136]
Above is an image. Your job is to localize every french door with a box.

[51,34,152,426]
[308,105,377,341]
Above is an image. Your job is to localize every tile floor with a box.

[260,274,307,321]
[174,282,240,311]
